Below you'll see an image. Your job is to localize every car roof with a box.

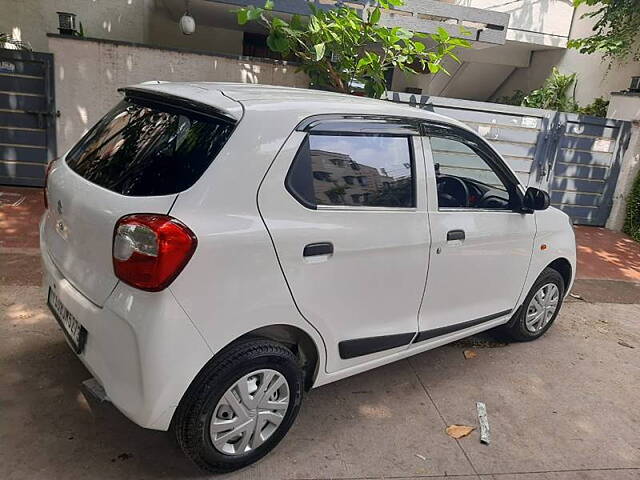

[128,81,470,130]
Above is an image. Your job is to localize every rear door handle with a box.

[303,242,334,257]
[446,229,465,241]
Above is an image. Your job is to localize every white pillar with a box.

[605,92,640,231]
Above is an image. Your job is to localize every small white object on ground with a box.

[477,401,490,445]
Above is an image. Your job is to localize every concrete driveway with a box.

[1,188,639,479]
[2,284,639,480]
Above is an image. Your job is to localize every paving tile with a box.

[574,226,640,282]
[0,186,43,249]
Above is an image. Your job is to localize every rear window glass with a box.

[65,98,235,196]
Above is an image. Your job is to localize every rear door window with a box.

[287,130,415,208]
[65,98,235,196]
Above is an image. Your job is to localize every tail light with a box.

[113,214,197,292]
[43,159,58,209]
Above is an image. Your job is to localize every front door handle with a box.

[446,229,465,241]
[303,242,334,257]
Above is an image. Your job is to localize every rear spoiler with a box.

[119,87,239,125]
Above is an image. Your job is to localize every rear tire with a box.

[174,339,304,473]
[501,267,565,342]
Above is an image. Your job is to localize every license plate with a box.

[48,288,87,354]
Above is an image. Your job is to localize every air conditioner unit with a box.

[57,12,78,36]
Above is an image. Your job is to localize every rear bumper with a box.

[40,230,213,430]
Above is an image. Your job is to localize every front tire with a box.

[502,267,565,342]
[174,339,304,473]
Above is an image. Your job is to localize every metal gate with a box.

[0,49,56,187]
[546,113,631,226]
[388,92,631,226]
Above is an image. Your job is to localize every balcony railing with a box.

[211,0,509,44]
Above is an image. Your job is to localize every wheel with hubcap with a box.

[501,267,565,342]
[211,369,290,455]
[174,339,304,473]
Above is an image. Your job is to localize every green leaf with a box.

[246,6,262,21]
[427,63,440,74]
[447,37,471,47]
[458,25,472,37]
[290,14,304,30]
[309,16,320,33]
[266,33,289,53]
[357,56,372,69]
[369,7,381,25]
[272,17,288,29]
[436,26,450,41]
[264,0,274,10]
[236,9,249,25]
[395,27,413,40]
[314,43,326,61]
[366,51,381,68]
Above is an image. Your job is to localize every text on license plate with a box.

[48,288,87,354]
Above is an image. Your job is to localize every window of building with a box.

[312,171,332,182]
[429,136,512,210]
[242,33,283,61]
[287,132,415,208]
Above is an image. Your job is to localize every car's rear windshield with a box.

[65,97,235,196]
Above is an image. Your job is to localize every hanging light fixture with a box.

[180,0,196,35]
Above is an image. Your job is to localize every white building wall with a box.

[448,0,573,47]
[492,4,640,105]
[0,0,150,52]
[144,2,243,55]
[605,94,640,231]
[49,36,308,154]
[0,0,243,56]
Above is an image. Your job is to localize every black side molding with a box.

[413,309,512,344]
[337,309,512,359]
[339,332,414,359]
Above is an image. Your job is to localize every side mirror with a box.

[522,187,550,212]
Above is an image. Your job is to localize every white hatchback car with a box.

[41,82,576,472]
